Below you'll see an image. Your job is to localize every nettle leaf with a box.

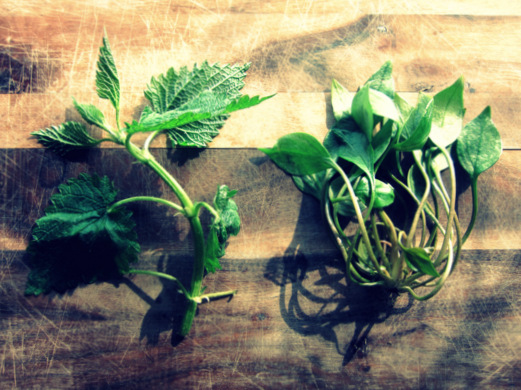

[205,185,241,273]
[72,98,109,130]
[130,92,271,146]
[31,121,102,155]
[331,79,352,121]
[456,106,502,180]
[394,92,433,151]
[430,77,465,147]
[25,173,140,295]
[260,133,334,176]
[96,35,120,111]
[142,62,264,147]
[323,118,375,182]
[402,247,440,277]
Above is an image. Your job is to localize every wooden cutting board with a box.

[1,1,521,388]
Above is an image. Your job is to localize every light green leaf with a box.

[72,98,109,130]
[142,62,268,147]
[96,36,120,111]
[260,133,334,176]
[331,79,352,121]
[31,121,102,155]
[456,106,502,180]
[25,173,140,295]
[394,92,433,151]
[364,60,395,98]
[430,77,465,147]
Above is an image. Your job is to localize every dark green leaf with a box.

[96,36,120,111]
[456,106,502,180]
[402,247,440,277]
[292,172,326,200]
[31,121,101,155]
[260,133,334,176]
[25,173,139,295]
[333,177,393,217]
[430,77,465,147]
[331,79,352,121]
[72,98,109,130]
[323,118,375,182]
[205,185,241,273]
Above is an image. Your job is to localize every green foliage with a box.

[30,122,102,155]
[96,36,120,111]
[205,185,241,273]
[262,61,502,301]
[27,35,271,339]
[259,132,334,176]
[26,174,139,295]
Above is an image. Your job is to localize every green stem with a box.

[128,269,190,298]
[461,176,479,244]
[124,133,207,337]
[330,161,391,282]
[406,152,431,247]
[108,196,185,214]
[192,289,238,304]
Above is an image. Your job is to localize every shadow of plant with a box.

[264,195,412,365]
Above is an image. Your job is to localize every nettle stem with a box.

[124,134,209,337]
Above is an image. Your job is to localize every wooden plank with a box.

[1,248,521,388]
[1,148,519,254]
[1,13,520,95]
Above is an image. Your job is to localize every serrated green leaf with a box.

[430,77,465,147]
[96,36,120,111]
[72,98,109,130]
[204,185,241,273]
[31,121,101,155]
[260,133,334,176]
[456,106,502,180]
[25,173,140,295]
[402,247,440,277]
[145,62,251,114]
[141,62,271,147]
[331,79,352,121]
[129,93,272,147]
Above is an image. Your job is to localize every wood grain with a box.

[2,1,521,389]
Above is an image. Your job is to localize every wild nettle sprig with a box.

[261,62,502,300]
[26,35,272,338]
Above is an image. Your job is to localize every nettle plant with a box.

[26,36,271,337]
[262,62,502,300]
